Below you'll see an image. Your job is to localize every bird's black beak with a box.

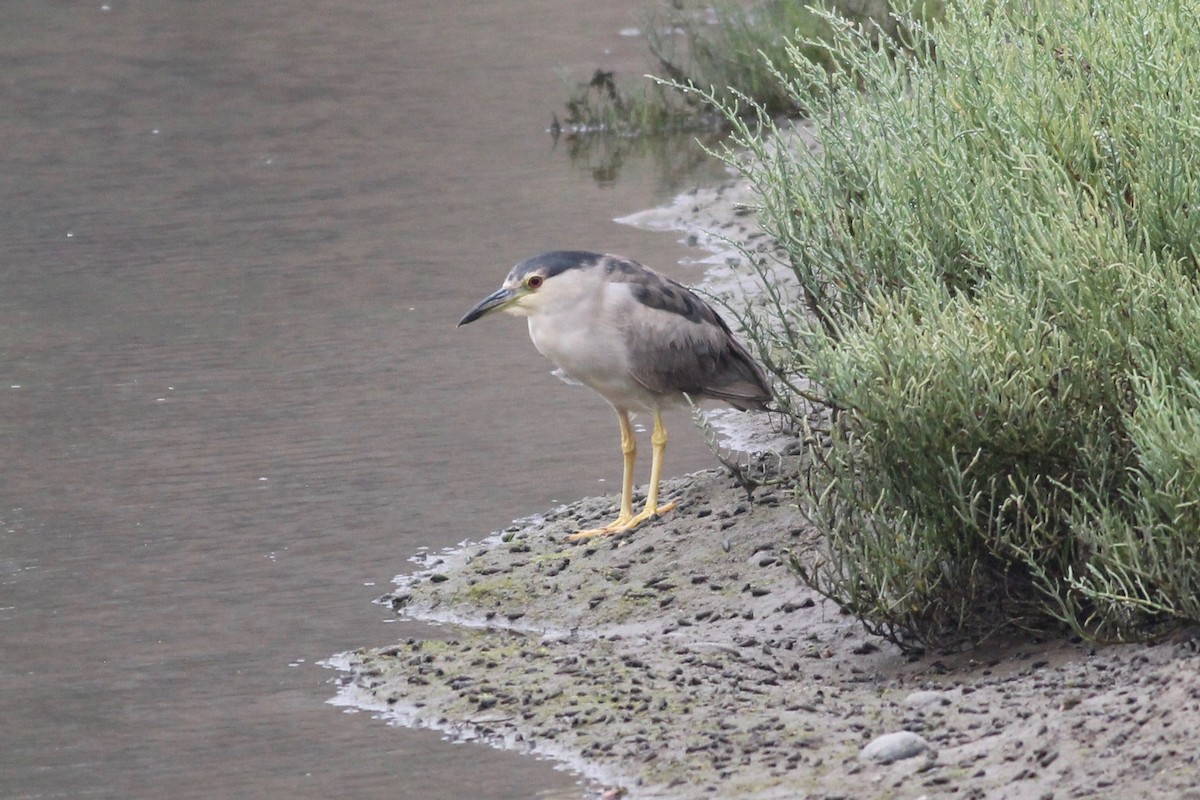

[457,286,519,327]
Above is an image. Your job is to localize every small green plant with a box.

[643,0,844,121]
[701,0,1200,649]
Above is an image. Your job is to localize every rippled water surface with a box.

[0,3,730,798]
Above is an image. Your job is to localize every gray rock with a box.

[905,690,953,709]
[860,731,934,764]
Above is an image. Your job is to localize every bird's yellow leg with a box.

[622,410,677,528]
[568,411,677,541]
[567,411,637,541]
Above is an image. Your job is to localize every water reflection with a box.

[558,129,726,188]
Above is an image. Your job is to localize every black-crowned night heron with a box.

[458,250,772,541]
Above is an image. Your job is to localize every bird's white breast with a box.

[525,279,661,411]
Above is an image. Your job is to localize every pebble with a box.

[860,731,934,764]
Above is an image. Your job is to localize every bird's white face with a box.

[493,274,538,318]
[499,267,596,319]
[458,271,543,325]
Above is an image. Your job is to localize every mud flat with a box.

[332,172,1200,798]
[332,463,1200,799]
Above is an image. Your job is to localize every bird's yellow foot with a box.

[566,500,678,542]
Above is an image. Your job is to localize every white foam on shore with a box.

[324,652,630,794]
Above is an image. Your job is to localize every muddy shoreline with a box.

[332,176,1200,799]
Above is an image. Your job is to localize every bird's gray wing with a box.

[602,256,771,410]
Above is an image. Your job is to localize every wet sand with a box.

[333,176,1200,799]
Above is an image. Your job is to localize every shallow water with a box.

[0,3,730,799]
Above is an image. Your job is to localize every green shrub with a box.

[707,0,1200,648]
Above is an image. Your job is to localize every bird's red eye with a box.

[526,275,543,289]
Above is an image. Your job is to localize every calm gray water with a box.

[0,3,729,799]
